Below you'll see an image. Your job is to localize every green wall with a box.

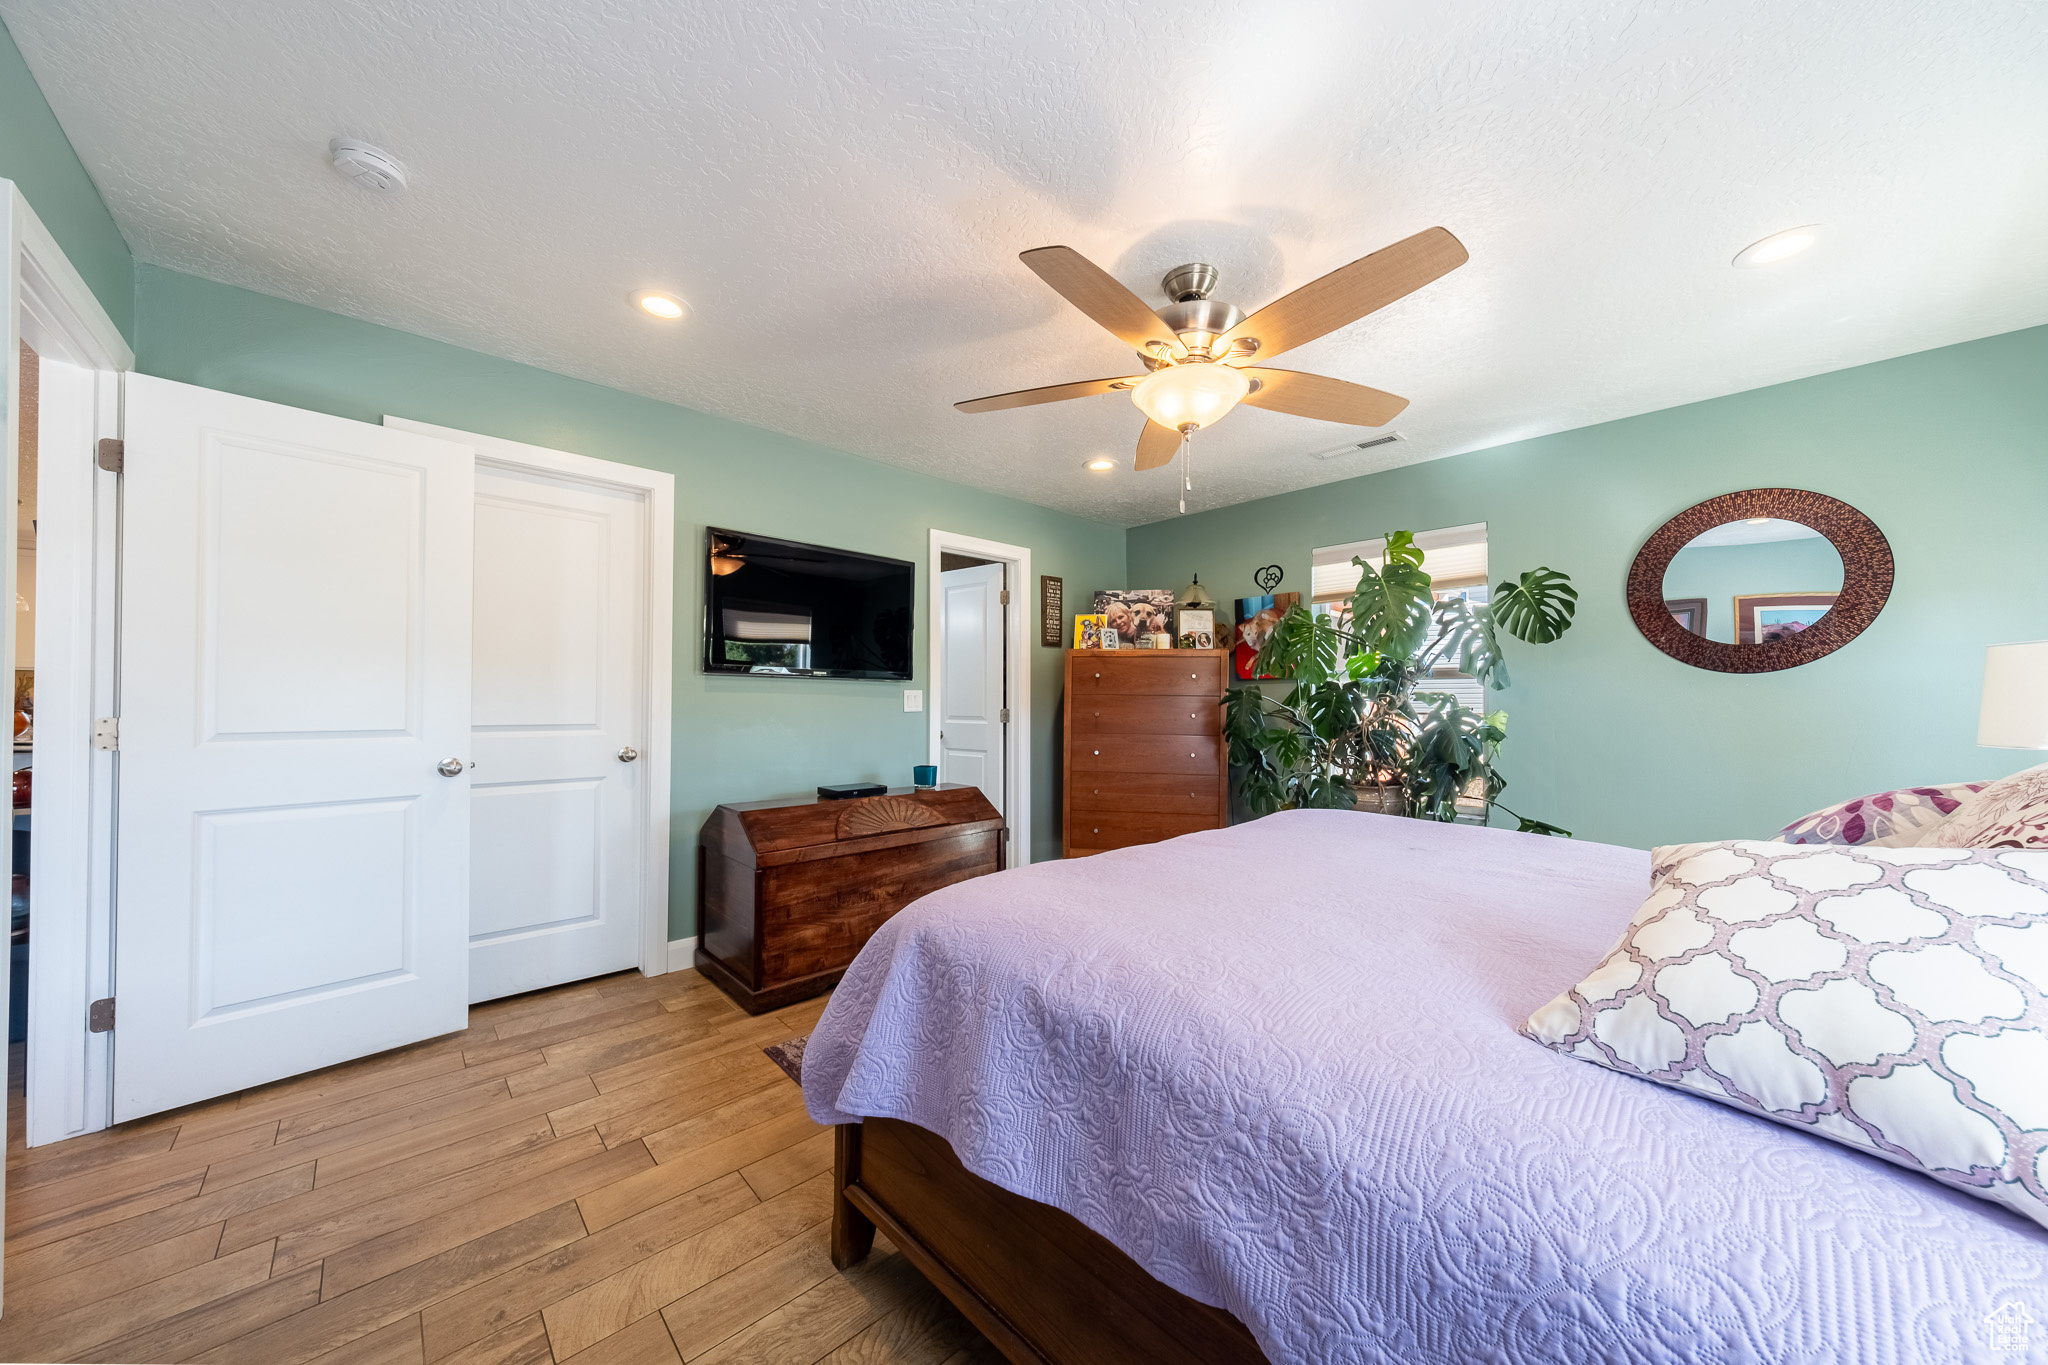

[1662,534,1844,645]
[1128,323,2048,850]
[0,16,133,338]
[134,264,1127,937]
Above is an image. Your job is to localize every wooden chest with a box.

[695,785,1005,1013]
[1063,649,1231,857]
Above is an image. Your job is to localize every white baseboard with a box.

[666,937,698,974]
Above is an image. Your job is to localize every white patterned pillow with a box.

[1926,761,2048,850]
[1527,840,2048,1231]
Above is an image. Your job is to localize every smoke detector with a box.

[328,139,407,193]
[1310,433,1404,460]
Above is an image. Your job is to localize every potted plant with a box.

[1223,531,1578,833]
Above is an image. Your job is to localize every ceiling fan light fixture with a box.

[1084,457,1117,472]
[1131,362,1251,432]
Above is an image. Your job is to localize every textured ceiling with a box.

[7,0,2046,526]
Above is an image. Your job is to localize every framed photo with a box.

[1665,598,1707,635]
[1735,592,1836,645]
[1073,613,1108,649]
[1232,592,1299,680]
[13,668,31,746]
[1092,588,1174,649]
[1175,607,1215,650]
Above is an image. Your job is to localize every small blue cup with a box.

[913,764,938,789]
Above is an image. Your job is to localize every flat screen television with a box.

[703,528,915,679]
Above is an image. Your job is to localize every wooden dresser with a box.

[1063,649,1230,857]
[696,785,1004,1013]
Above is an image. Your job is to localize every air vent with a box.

[1309,433,1404,461]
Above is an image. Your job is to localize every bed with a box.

[802,810,2048,1365]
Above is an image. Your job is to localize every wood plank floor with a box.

[2,969,1002,1365]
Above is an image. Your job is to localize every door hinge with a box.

[999,707,1010,724]
[96,438,124,473]
[88,997,115,1033]
[998,589,1010,605]
[93,717,120,750]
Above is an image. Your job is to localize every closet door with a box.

[465,460,647,1002]
[112,374,475,1122]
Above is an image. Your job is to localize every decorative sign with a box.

[1253,564,1285,592]
[1040,575,1064,646]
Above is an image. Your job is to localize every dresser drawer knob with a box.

[1189,752,1195,758]
[1093,749,1100,755]
[1189,672,1197,679]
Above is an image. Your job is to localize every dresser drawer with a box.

[1071,693,1220,736]
[1070,657,1222,696]
[1071,735,1225,775]
[1070,772,1219,816]
[1067,811,1218,854]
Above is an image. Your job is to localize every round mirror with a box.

[1628,489,1891,673]
[1660,518,1843,643]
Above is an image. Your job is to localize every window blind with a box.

[1312,522,1489,602]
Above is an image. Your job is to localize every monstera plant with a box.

[1223,531,1578,833]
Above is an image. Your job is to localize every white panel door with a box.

[113,374,474,1123]
[939,563,1005,816]
[469,463,646,1002]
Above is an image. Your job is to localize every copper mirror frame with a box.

[1626,488,1893,674]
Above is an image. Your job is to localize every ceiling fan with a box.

[955,227,1469,482]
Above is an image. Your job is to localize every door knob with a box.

[618,747,639,763]
[437,758,466,777]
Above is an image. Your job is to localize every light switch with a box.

[903,689,923,712]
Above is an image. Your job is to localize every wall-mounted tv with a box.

[703,528,914,680]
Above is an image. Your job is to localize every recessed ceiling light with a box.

[1732,225,1827,268]
[1084,457,1117,472]
[632,290,687,320]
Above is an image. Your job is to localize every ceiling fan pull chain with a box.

[1179,430,1192,514]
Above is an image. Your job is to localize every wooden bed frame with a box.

[832,1117,1270,1365]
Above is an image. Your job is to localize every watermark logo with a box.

[1986,1302,2036,1353]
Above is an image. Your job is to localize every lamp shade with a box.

[1978,641,2048,748]
[1131,362,1250,431]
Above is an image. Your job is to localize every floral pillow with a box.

[1774,782,1987,849]
[1926,761,2048,850]
[1526,840,2048,1231]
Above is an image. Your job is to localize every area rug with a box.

[763,1034,808,1086]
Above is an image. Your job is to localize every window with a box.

[1310,523,1489,710]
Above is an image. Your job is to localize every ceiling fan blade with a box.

[1135,420,1183,471]
[1239,368,1409,426]
[1218,227,1468,360]
[954,375,1149,414]
[1021,247,1187,360]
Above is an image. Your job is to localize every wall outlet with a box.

[903,690,923,712]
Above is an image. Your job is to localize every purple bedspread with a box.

[803,810,2048,1364]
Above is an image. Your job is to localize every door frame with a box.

[5,182,133,1154]
[927,529,1031,866]
[385,417,677,978]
